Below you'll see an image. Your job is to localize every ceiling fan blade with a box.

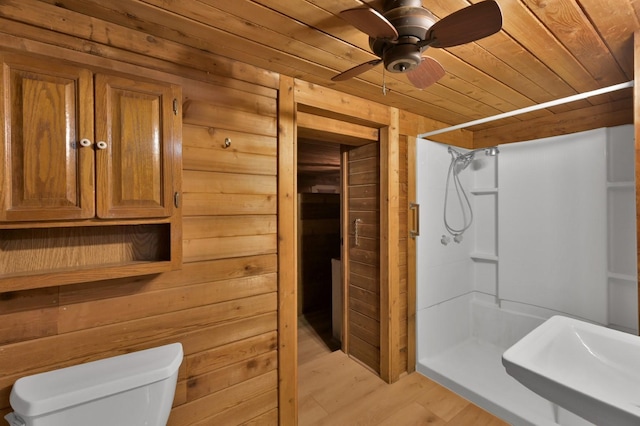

[340,7,399,39]
[364,0,385,12]
[426,0,502,48]
[332,59,383,82]
[406,57,445,89]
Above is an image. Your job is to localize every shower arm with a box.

[449,146,499,162]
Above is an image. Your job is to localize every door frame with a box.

[277,77,403,424]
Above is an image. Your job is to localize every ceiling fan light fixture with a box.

[384,44,421,73]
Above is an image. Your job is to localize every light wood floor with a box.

[298,311,509,426]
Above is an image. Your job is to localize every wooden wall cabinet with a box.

[0,53,182,291]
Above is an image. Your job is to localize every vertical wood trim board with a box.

[380,127,391,382]
[634,30,640,335]
[341,148,350,353]
[407,136,417,372]
[277,75,297,425]
[379,109,401,383]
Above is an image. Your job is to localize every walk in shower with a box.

[415,125,637,426]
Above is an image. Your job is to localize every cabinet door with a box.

[0,54,95,221]
[94,74,177,219]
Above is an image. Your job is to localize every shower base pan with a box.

[416,337,595,426]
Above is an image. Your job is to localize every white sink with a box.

[502,315,640,426]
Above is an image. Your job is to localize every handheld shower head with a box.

[443,144,499,246]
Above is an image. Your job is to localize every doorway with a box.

[277,80,407,420]
[296,139,342,365]
[295,133,383,376]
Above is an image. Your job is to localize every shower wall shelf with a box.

[606,181,634,188]
[607,272,637,283]
[470,187,498,195]
[604,124,637,333]
[471,253,499,262]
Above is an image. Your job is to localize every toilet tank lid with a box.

[10,343,183,417]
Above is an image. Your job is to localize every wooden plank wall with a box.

[298,193,341,315]
[172,77,280,424]
[0,6,282,425]
[0,78,281,425]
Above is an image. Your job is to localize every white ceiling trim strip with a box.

[418,80,635,139]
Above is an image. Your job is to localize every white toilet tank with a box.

[5,342,183,426]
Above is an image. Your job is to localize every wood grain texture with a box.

[406,135,417,373]
[635,30,640,335]
[0,0,634,139]
[295,80,391,127]
[0,2,634,424]
[94,74,178,219]
[297,111,379,146]
[298,193,340,315]
[473,95,633,146]
[278,74,297,425]
[347,141,381,374]
[0,53,95,221]
[0,225,169,276]
[298,348,509,426]
[0,49,183,289]
[379,110,401,383]
[0,46,280,425]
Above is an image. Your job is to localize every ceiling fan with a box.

[332,0,503,89]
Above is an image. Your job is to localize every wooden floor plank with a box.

[446,404,511,426]
[297,312,339,366]
[298,394,329,425]
[297,310,509,426]
[311,371,439,426]
[413,384,473,422]
[301,351,384,415]
[378,401,446,426]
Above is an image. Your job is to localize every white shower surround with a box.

[415,125,637,426]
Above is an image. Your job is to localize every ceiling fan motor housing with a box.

[383,42,422,72]
[371,0,437,73]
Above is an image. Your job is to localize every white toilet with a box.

[5,342,183,426]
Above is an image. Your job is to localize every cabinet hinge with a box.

[173,99,178,115]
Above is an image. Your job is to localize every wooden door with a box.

[0,54,95,221]
[346,141,380,373]
[94,74,176,219]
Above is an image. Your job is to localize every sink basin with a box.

[502,315,640,426]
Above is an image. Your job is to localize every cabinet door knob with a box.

[80,138,92,147]
[96,141,108,150]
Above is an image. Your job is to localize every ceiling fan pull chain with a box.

[382,66,388,96]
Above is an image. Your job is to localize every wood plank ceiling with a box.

[26,0,640,133]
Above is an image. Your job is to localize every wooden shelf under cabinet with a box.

[0,223,176,292]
